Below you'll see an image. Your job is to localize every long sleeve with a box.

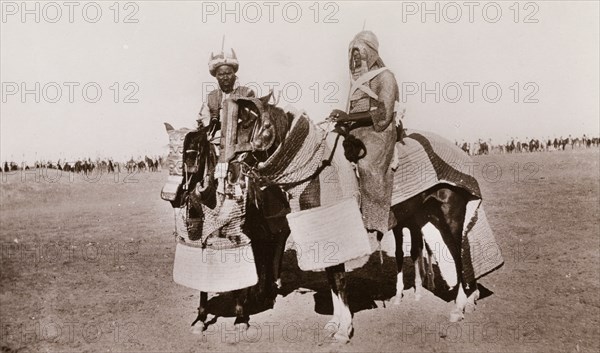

[197,103,211,127]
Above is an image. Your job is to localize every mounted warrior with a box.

[330,30,400,239]
[162,46,277,333]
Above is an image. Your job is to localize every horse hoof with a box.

[391,294,403,305]
[465,289,479,313]
[468,289,480,305]
[414,288,423,301]
[190,322,205,335]
[333,332,350,343]
[333,325,353,343]
[449,311,464,323]
[465,298,477,313]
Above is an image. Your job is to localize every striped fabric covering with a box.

[462,199,503,281]
[257,114,327,211]
[257,114,359,212]
[392,130,503,280]
[392,130,480,205]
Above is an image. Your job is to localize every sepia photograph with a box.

[1,1,599,352]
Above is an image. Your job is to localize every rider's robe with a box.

[349,68,398,234]
[197,84,255,142]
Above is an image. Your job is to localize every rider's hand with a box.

[209,118,220,128]
[329,109,349,122]
[333,121,351,137]
[208,118,221,136]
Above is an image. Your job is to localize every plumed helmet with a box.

[348,30,385,72]
[208,48,239,77]
[350,30,379,53]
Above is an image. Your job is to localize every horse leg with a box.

[233,288,249,330]
[409,222,425,301]
[272,230,289,290]
[465,284,480,313]
[423,187,475,322]
[455,258,480,316]
[325,265,341,328]
[325,288,341,334]
[451,282,470,322]
[325,263,352,343]
[438,223,467,322]
[190,291,208,334]
[424,242,436,291]
[433,190,473,322]
[390,224,405,305]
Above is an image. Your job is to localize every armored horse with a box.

[223,94,504,342]
[162,122,284,334]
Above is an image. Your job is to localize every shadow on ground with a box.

[204,249,493,319]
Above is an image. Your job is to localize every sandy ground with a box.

[1,148,598,353]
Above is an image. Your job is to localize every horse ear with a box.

[259,91,273,106]
[164,123,174,132]
[286,112,295,129]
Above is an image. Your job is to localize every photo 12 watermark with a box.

[201,81,340,105]
[0,241,141,266]
[1,320,139,346]
[198,320,340,345]
[399,320,540,344]
[401,81,540,104]
[200,1,340,24]
[394,160,542,185]
[400,2,540,24]
[1,82,140,104]
[1,1,140,24]
[0,163,142,184]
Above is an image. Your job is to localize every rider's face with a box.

[215,65,235,93]
[352,49,362,70]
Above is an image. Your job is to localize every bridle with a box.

[182,131,212,192]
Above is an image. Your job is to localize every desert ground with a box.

[1,148,598,353]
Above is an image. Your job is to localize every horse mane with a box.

[265,104,294,148]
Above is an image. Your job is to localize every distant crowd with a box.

[0,156,164,174]
[3,133,599,172]
[456,134,600,156]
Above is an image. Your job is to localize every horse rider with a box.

[197,48,255,142]
[329,30,400,240]
[194,48,256,199]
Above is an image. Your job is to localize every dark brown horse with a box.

[230,94,482,342]
[170,124,283,334]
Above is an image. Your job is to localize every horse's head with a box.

[182,129,210,174]
[232,93,293,160]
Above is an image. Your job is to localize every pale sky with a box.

[1,1,599,162]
